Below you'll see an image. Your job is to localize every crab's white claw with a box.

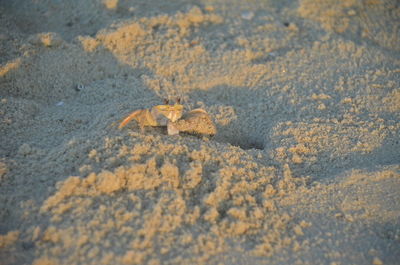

[166,110,182,122]
[167,122,180,135]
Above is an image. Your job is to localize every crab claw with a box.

[167,121,180,135]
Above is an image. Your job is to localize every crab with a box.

[118,99,184,131]
[118,99,216,136]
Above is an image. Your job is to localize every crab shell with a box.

[167,108,217,136]
[119,104,184,129]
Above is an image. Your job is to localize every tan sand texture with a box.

[0,0,399,264]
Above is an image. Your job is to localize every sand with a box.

[0,0,399,264]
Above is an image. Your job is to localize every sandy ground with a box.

[0,0,399,264]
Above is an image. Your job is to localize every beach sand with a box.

[0,0,399,264]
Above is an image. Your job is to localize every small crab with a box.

[118,99,184,131]
[119,99,217,136]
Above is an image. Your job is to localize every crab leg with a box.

[118,110,142,129]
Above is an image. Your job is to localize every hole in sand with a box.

[224,136,265,150]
